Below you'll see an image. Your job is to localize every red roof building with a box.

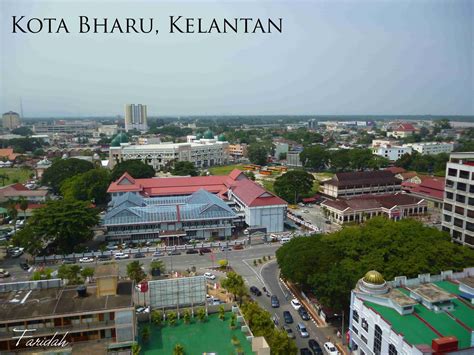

[107,169,287,232]
[402,176,445,209]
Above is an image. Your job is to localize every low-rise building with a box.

[372,144,412,161]
[321,193,427,224]
[322,170,402,198]
[107,169,287,234]
[404,142,454,155]
[349,268,474,355]
[0,183,49,203]
[286,149,303,167]
[387,123,417,138]
[402,177,445,210]
[228,144,247,161]
[0,265,135,353]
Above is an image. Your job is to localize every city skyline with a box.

[1,0,473,117]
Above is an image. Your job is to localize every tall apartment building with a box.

[442,152,474,247]
[0,265,136,353]
[2,111,20,130]
[125,104,148,132]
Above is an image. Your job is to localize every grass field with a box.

[0,168,33,186]
[139,312,252,354]
[208,164,245,175]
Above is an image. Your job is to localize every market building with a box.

[349,268,474,355]
[321,193,427,224]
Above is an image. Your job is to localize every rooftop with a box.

[325,170,401,187]
[322,193,425,212]
[0,281,133,323]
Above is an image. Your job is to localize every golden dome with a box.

[363,270,385,285]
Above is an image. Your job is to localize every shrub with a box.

[167,311,177,326]
[151,310,162,326]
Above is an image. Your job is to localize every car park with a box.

[323,342,339,355]
[134,252,146,258]
[283,325,295,339]
[271,295,280,308]
[298,306,310,320]
[20,262,30,271]
[79,257,94,263]
[250,286,262,296]
[308,339,323,355]
[185,249,199,254]
[204,272,216,280]
[114,252,129,259]
[283,311,293,324]
[297,322,309,338]
[97,255,111,261]
[291,298,302,310]
[0,269,11,278]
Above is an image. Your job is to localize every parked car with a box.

[204,272,216,280]
[79,257,94,263]
[271,295,280,308]
[323,342,339,355]
[10,250,24,258]
[291,298,302,310]
[134,252,146,259]
[283,311,293,324]
[298,306,310,320]
[106,244,119,250]
[300,348,312,355]
[152,251,164,257]
[233,244,243,250]
[20,262,30,271]
[0,269,11,278]
[199,248,212,254]
[114,252,129,259]
[297,322,309,338]
[186,249,199,254]
[308,339,323,355]
[167,250,182,256]
[283,325,295,339]
[220,246,232,252]
[272,314,279,326]
[250,286,262,296]
[97,255,111,261]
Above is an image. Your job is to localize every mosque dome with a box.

[218,134,226,142]
[111,133,129,147]
[195,132,203,140]
[203,129,214,139]
[363,270,385,285]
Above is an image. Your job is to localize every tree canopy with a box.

[60,168,111,205]
[13,199,99,255]
[274,170,315,203]
[127,261,147,283]
[42,158,95,193]
[11,127,33,136]
[276,217,474,311]
[110,159,156,181]
[171,161,198,176]
[247,144,268,166]
[395,151,449,176]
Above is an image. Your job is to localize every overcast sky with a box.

[1,0,472,117]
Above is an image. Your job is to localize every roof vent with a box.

[76,285,87,298]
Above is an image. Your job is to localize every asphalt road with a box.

[256,260,330,353]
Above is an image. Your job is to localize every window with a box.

[456,194,466,203]
[446,180,454,188]
[468,210,474,218]
[469,198,474,206]
[444,203,452,212]
[453,230,462,239]
[454,218,464,228]
[446,192,454,200]
[373,325,382,355]
[457,182,467,191]
[448,168,457,177]
[467,222,474,233]
[470,185,474,193]
[444,214,452,222]
[459,170,469,179]
[455,206,465,216]
[389,344,398,355]
[361,318,369,332]
[352,325,358,334]
[352,310,359,323]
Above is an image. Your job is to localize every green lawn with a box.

[208,164,246,175]
[139,312,253,354]
[0,168,33,186]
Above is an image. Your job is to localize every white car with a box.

[204,272,216,280]
[323,342,339,355]
[291,298,302,310]
[114,252,129,259]
[79,257,94,263]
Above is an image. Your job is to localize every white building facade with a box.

[372,145,412,161]
[405,142,454,155]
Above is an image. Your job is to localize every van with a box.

[280,237,291,244]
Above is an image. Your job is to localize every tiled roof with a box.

[402,177,445,200]
[325,170,401,187]
[396,123,416,131]
[385,167,406,174]
[230,179,286,207]
[322,193,424,212]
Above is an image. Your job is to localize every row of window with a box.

[447,168,473,180]
[352,310,398,355]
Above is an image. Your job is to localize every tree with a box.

[274,170,315,204]
[247,144,268,166]
[42,158,95,193]
[0,173,9,186]
[196,307,207,322]
[151,310,162,326]
[150,260,165,274]
[11,127,33,136]
[172,161,198,176]
[222,271,246,305]
[60,168,111,205]
[182,309,191,324]
[7,200,18,232]
[80,267,95,281]
[173,343,184,355]
[243,171,255,181]
[58,264,83,285]
[276,217,474,311]
[18,196,28,219]
[110,159,155,181]
[13,199,99,254]
[131,342,141,355]
[300,146,329,170]
[167,311,177,326]
[141,325,150,342]
[218,305,225,320]
[269,329,299,355]
[127,261,146,284]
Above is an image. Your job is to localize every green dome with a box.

[195,132,203,140]
[111,133,129,147]
[218,134,226,142]
[203,129,214,139]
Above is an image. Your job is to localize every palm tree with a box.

[173,343,184,355]
[182,309,191,324]
[221,272,246,306]
[167,311,177,326]
[151,310,162,326]
[141,325,150,342]
[196,307,207,322]
[0,173,9,186]
[18,196,28,220]
[218,305,225,321]
[7,200,18,234]
[131,342,141,355]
